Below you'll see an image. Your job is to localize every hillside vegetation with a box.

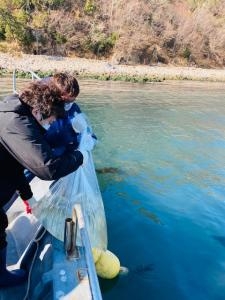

[0,0,224,68]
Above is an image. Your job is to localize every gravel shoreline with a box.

[1,53,225,82]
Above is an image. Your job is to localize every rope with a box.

[23,226,47,300]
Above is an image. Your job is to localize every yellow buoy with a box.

[92,249,120,279]
[92,247,102,264]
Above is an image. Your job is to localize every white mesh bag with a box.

[29,153,107,250]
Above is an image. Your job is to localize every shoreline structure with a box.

[1,53,225,82]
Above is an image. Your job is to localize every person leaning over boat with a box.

[0,81,90,288]
[23,73,96,214]
[42,72,97,157]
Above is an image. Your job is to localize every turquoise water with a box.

[2,78,225,299]
[79,80,225,300]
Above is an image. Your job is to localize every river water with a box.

[1,78,225,299]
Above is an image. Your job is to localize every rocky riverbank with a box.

[1,53,225,82]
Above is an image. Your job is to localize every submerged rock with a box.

[96,167,119,174]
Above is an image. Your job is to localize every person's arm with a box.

[10,171,33,213]
[15,173,33,200]
[1,116,83,180]
[15,173,33,213]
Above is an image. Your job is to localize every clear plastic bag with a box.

[29,152,108,251]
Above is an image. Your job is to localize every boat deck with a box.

[0,197,102,300]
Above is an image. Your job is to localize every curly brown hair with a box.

[19,81,65,119]
[51,72,80,99]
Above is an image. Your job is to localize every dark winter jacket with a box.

[0,95,83,201]
[45,103,81,156]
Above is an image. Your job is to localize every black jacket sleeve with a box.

[15,173,33,200]
[1,114,83,181]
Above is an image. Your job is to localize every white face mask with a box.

[42,123,51,130]
[64,102,73,111]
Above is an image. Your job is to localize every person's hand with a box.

[22,196,38,213]
[71,113,88,133]
[23,200,32,214]
[79,132,95,152]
